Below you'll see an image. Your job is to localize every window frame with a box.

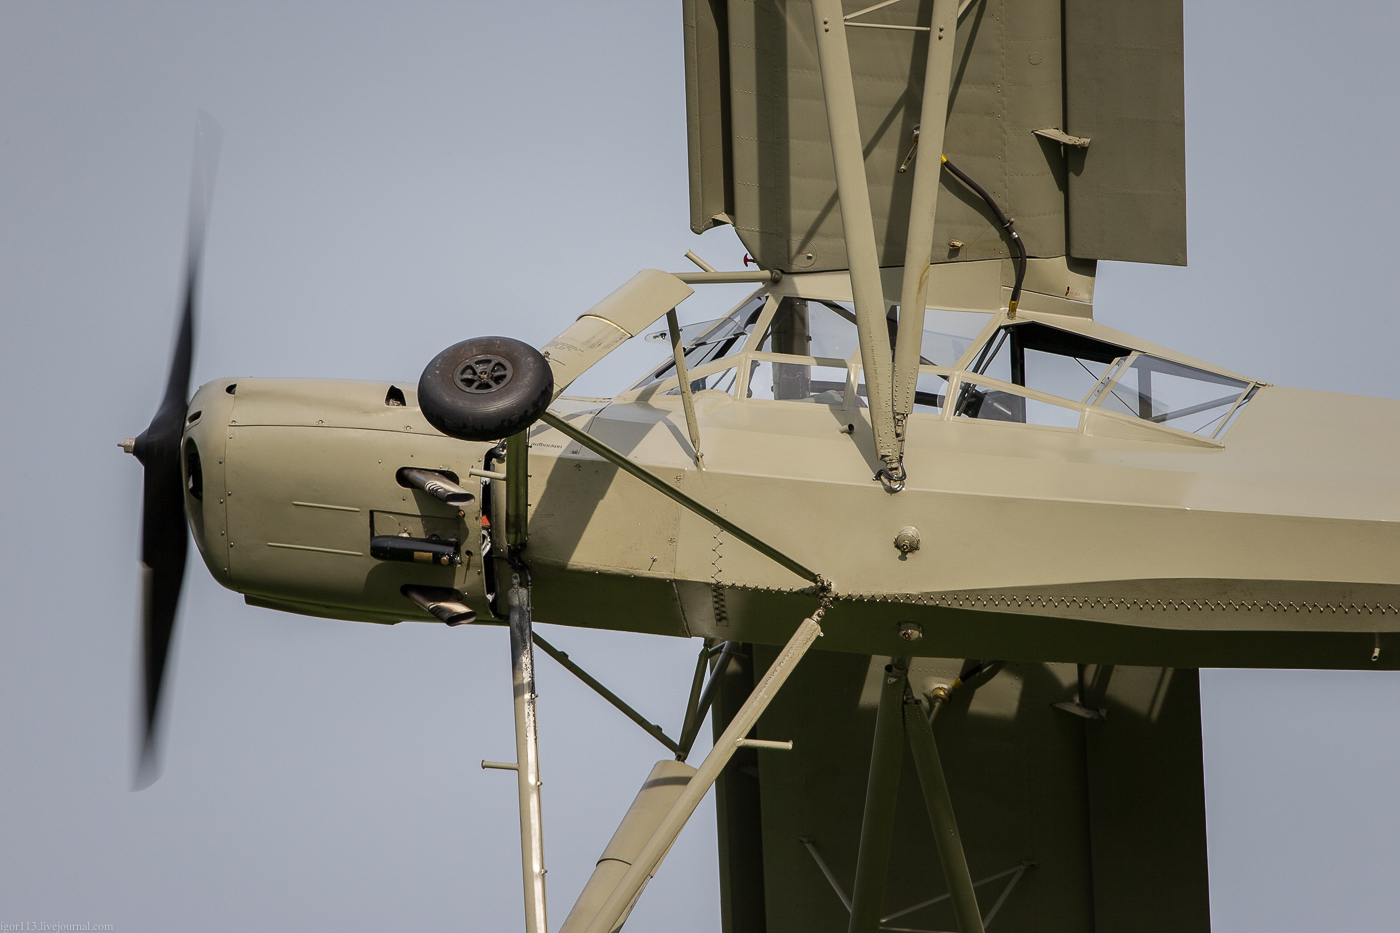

[634,354,746,402]
[1088,350,1256,440]
[738,351,857,409]
[628,291,777,393]
[931,312,1261,443]
[621,293,1262,445]
[945,371,1088,432]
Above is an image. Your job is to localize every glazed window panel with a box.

[758,297,862,360]
[747,359,850,405]
[954,379,1083,429]
[634,295,768,389]
[973,322,1129,404]
[662,366,739,397]
[910,308,995,367]
[1096,355,1250,437]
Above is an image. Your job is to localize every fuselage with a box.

[181,268,1400,671]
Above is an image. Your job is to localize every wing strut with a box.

[904,685,986,933]
[665,308,706,468]
[675,641,737,760]
[892,0,960,456]
[539,410,826,587]
[848,658,911,932]
[532,632,684,756]
[802,838,1033,931]
[809,0,902,484]
[844,663,999,933]
[580,607,828,933]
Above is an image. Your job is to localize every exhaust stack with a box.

[401,585,476,626]
[398,467,475,506]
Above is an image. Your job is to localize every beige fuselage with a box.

[181,267,1400,671]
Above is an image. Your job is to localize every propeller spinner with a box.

[121,112,222,789]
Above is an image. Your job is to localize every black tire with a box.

[418,336,554,441]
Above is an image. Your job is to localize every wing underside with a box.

[683,0,1186,272]
[711,645,1210,932]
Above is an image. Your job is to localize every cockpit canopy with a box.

[628,285,1258,443]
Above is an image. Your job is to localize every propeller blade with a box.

[131,112,222,789]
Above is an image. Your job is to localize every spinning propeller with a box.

[121,113,222,789]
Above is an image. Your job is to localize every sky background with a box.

[2,1,1400,931]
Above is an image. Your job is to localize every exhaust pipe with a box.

[401,585,476,626]
[398,467,475,506]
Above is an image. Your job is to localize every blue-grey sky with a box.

[2,2,1399,931]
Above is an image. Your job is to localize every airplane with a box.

[120,1,1400,931]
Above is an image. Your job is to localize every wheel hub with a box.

[454,355,514,393]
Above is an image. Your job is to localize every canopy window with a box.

[1095,356,1253,438]
[745,297,861,405]
[969,321,1129,404]
[634,294,767,389]
[900,308,995,369]
[663,365,740,397]
[746,360,850,404]
[757,297,862,360]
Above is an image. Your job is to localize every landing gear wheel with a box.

[418,336,554,441]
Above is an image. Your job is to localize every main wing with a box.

[712,645,1210,932]
[683,0,1186,270]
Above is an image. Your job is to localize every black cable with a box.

[941,155,1028,317]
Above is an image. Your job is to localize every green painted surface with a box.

[684,0,1186,272]
[738,647,1208,932]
